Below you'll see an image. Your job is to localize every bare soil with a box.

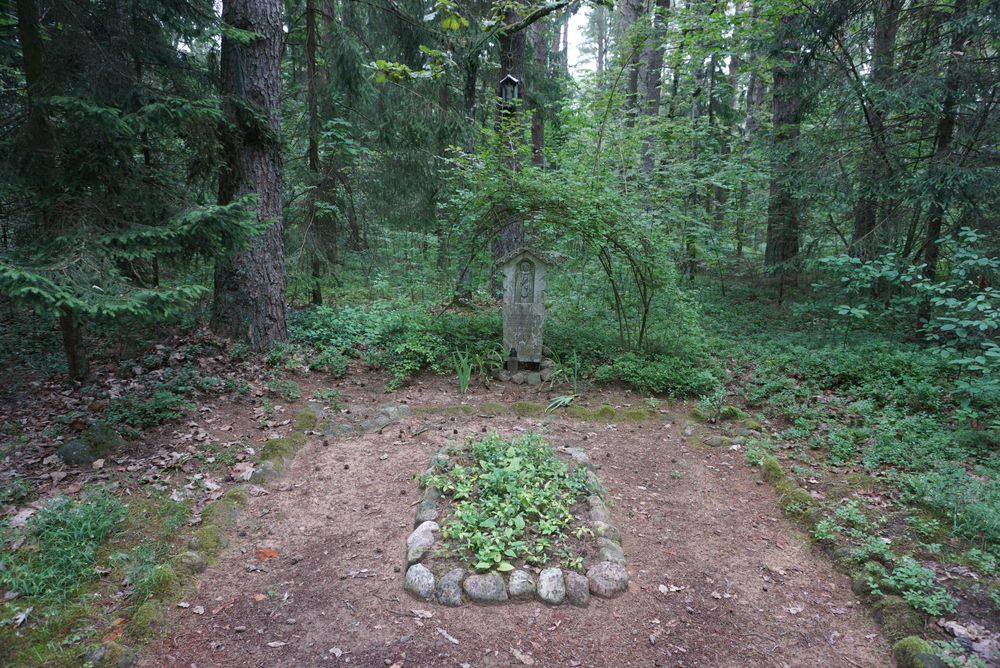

[139,378,893,668]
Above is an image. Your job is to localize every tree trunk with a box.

[17,0,88,379]
[211,0,288,350]
[641,0,669,176]
[922,0,968,283]
[850,0,903,259]
[530,22,547,167]
[764,14,802,277]
[492,9,527,270]
[619,0,644,123]
[306,0,322,305]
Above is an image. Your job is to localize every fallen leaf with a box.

[192,606,205,615]
[411,609,433,619]
[329,647,343,657]
[256,548,280,561]
[92,459,105,470]
[253,593,268,602]
[785,604,804,615]
[266,641,286,648]
[9,508,36,528]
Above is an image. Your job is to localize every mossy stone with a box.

[760,455,785,484]
[741,417,762,431]
[851,561,895,597]
[872,595,925,642]
[689,407,709,422]
[293,407,320,431]
[171,551,207,575]
[777,485,814,514]
[719,405,744,420]
[892,636,947,668]
[595,404,616,419]
[188,525,228,557]
[127,600,166,641]
[143,564,179,598]
[201,489,246,528]
[87,641,137,668]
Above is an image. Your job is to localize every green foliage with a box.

[106,369,196,428]
[266,378,301,402]
[426,432,590,572]
[0,491,126,602]
[452,350,473,394]
[885,556,957,616]
[594,352,719,397]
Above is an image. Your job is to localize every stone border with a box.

[402,444,628,607]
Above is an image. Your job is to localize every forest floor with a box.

[136,375,892,668]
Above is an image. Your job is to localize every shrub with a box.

[594,351,718,397]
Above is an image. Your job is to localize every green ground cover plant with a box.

[424,432,592,573]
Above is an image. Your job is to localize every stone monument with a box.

[499,247,551,370]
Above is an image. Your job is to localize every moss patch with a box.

[760,455,785,485]
[893,636,944,668]
[188,524,228,557]
[511,401,545,417]
[719,405,745,420]
[294,407,320,430]
[873,595,925,642]
[621,408,655,421]
[126,599,166,641]
[479,401,508,414]
[200,488,247,529]
[260,432,306,462]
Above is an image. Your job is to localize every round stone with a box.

[587,561,629,597]
[588,496,611,524]
[564,571,590,606]
[463,573,507,603]
[404,564,435,600]
[405,521,439,564]
[172,551,207,574]
[597,537,626,565]
[508,570,536,599]
[437,568,465,607]
[592,521,621,544]
[537,567,566,605]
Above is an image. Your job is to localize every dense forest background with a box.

[0,0,999,665]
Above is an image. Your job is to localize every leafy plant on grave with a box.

[424,432,591,573]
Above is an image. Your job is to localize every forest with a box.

[0,0,997,666]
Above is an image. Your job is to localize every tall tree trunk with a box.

[764,14,803,278]
[619,0,644,123]
[641,0,669,176]
[211,0,288,350]
[17,0,88,379]
[850,0,903,259]
[735,1,764,257]
[530,22,547,167]
[922,0,968,284]
[492,9,527,271]
[306,0,323,305]
[594,5,608,74]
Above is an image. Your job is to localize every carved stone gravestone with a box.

[500,248,551,367]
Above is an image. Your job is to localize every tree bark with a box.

[306,0,323,305]
[764,14,803,276]
[850,0,903,259]
[619,0,644,123]
[530,22,547,167]
[641,0,669,176]
[922,0,968,283]
[212,0,288,350]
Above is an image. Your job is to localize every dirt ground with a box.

[139,379,893,668]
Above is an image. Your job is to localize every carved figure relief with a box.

[516,259,535,303]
